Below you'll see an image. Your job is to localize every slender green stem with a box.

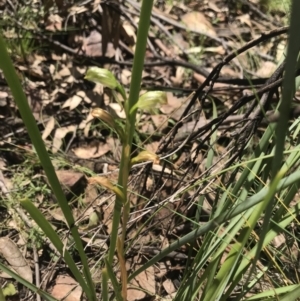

[107,0,154,264]
[105,0,154,298]
[101,269,109,301]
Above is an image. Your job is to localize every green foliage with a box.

[0,0,300,300]
[0,5,41,57]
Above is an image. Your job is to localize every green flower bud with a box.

[130,91,167,114]
[85,67,118,90]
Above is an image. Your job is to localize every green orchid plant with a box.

[84,63,167,300]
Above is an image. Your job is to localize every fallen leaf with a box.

[171,66,185,85]
[72,141,110,159]
[63,91,87,110]
[58,66,71,77]
[163,279,176,295]
[182,12,216,37]
[256,61,277,78]
[84,184,98,204]
[154,261,168,278]
[102,199,115,234]
[160,93,189,120]
[151,114,168,130]
[52,125,77,153]
[109,103,126,119]
[42,116,55,140]
[51,275,82,301]
[127,258,155,301]
[145,142,160,153]
[48,207,65,222]
[0,237,33,283]
[83,30,115,57]
[121,21,136,45]
[45,14,63,31]
[55,169,84,190]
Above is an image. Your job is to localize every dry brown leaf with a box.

[28,61,44,78]
[120,69,132,86]
[51,275,82,301]
[208,2,222,12]
[121,21,136,45]
[108,103,126,119]
[63,91,87,110]
[51,53,63,61]
[237,14,252,28]
[58,66,71,77]
[256,61,277,78]
[0,237,33,283]
[171,66,185,85]
[160,93,181,114]
[127,259,155,301]
[106,137,122,161]
[193,72,227,88]
[52,125,77,153]
[84,184,98,204]
[140,120,155,135]
[160,93,189,121]
[56,169,84,190]
[154,261,168,278]
[272,233,286,248]
[42,116,55,140]
[163,279,176,295]
[48,207,65,222]
[72,142,110,159]
[181,11,216,37]
[145,142,159,153]
[45,14,63,31]
[83,30,115,57]
[146,176,154,191]
[151,114,168,130]
[102,200,114,234]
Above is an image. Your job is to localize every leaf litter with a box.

[0,0,295,300]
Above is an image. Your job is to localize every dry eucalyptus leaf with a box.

[45,14,63,31]
[171,66,185,85]
[63,91,86,110]
[127,258,155,301]
[151,114,168,130]
[122,21,136,45]
[51,275,82,301]
[154,262,168,278]
[163,279,176,295]
[145,142,159,153]
[58,66,71,77]
[160,92,183,114]
[84,184,99,204]
[106,137,122,161]
[102,200,114,234]
[120,69,132,86]
[42,116,55,140]
[72,142,110,159]
[49,207,66,222]
[0,237,33,283]
[55,169,84,190]
[52,125,77,153]
[109,103,126,119]
[256,61,277,78]
[182,11,216,37]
